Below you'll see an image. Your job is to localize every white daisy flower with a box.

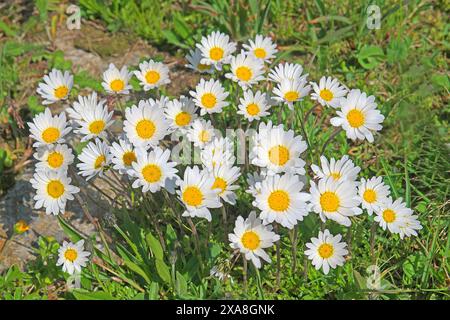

[189,78,229,115]
[147,95,170,109]
[272,78,311,109]
[310,76,348,108]
[268,62,308,84]
[34,144,74,173]
[66,92,114,142]
[374,197,422,239]
[201,136,235,171]
[196,31,237,69]
[242,35,278,63]
[254,173,310,229]
[237,90,272,121]
[134,59,171,90]
[57,240,90,275]
[309,176,362,227]
[311,155,361,183]
[229,211,280,269]
[110,138,138,174]
[252,122,307,176]
[28,108,71,148]
[123,99,170,149]
[30,169,80,215]
[330,89,385,143]
[129,147,178,193]
[211,163,241,205]
[77,138,111,181]
[246,172,264,197]
[176,166,222,222]
[186,119,216,149]
[225,52,265,89]
[164,96,198,132]
[358,176,390,215]
[305,229,348,275]
[36,69,73,105]
[186,48,214,74]
[101,63,132,94]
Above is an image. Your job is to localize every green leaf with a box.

[357,45,385,70]
[57,216,83,243]
[146,233,163,260]
[122,259,151,284]
[72,289,115,300]
[175,271,188,296]
[155,259,171,284]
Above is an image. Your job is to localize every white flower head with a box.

[268,62,308,84]
[305,229,348,275]
[242,35,278,63]
[123,99,170,149]
[36,69,73,104]
[229,211,280,269]
[330,89,385,143]
[66,92,114,142]
[210,163,241,205]
[109,137,139,174]
[176,166,222,222]
[311,155,361,183]
[272,78,311,109]
[253,173,310,229]
[30,169,80,215]
[310,76,348,108]
[34,144,74,173]
[129,147,178,194]
[28,108,71,148]
[57,240,90,275]
[225,52,265,89]
[246,171,264,197]
[358,176,390,215]
[186,119,216,149]
[196,31,237,69]
[186,48,214,74]
[190,78,229,115]
[237,90,272,121]
[77,138,111,181]
[201,136,235,171]
[309,176,362,227]
[101,63,132,94]
[164,96,198,132]
[134,59,171,90]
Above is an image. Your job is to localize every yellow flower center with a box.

[47,151,64,169]
[318,243,334,259]
[320,191,340,212]
[175,112,191,127]
[268,145,290,166]
[212,177,227,195]
[182,186,203,206]
[331,172,341,180]
[382,209,396,223]
[347,109,365,128]
[145,70,160,84]
[235,66,252,81]
[241,231,261,250]
[136,119,156,139]
[89,120,106,135]
[64,248,78,262]
[319,89,334,101]
[198,63,211,71]
[199,130,210,143]
[254,48,266,59]
[54,85,69,99]
[246,103,260,116]
[284,91,299,102]
[110,79,125,92]
[268,190,290,212]
[209,47,224,61]
[47,180,65,199]
[41,127,60,144]
[201,93,217,109]
[363,189,377,203]
[94,155,106,169]
[142,164,162,183]
[122,151,136,166]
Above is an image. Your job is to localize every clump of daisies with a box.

[29,31,421,280]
